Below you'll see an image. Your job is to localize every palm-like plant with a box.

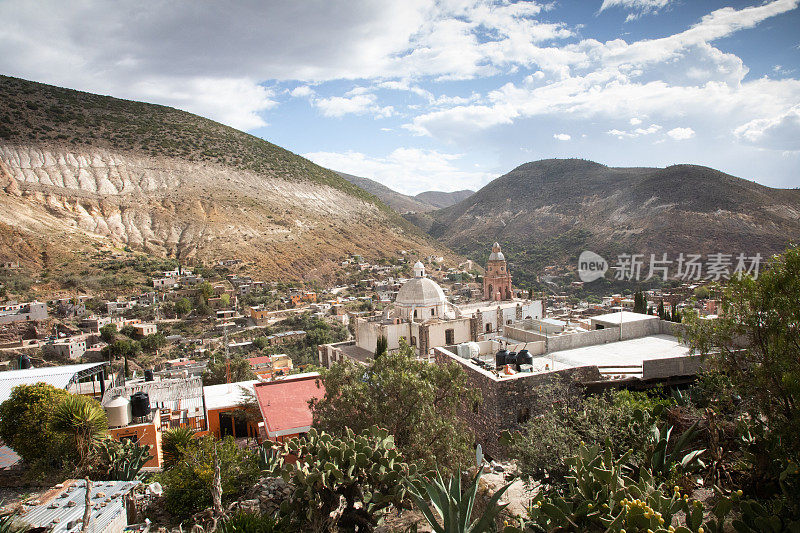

[162,426,196,469]
[408,468,512,533]
[51,394,109,474]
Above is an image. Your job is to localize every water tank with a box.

[517,349,533,370]
[456,342,480,359]
[505,351,517,368]
[495,349,508,368]
[144,369,154,382]
[130,391,151,419]
[105,396,130,428]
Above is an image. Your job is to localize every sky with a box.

[1,0,799,195]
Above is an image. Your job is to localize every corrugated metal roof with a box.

[19,480,139,533]
[0,363,106,404]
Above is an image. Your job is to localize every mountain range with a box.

[335,171,473,213]
[427,159,800,284]
[0,75,452,282]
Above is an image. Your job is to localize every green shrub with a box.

[0,383,73,473]
[218,511,288,533]
[161,436,258,519]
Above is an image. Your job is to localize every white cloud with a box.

[734,106,800,150]
[313,92,394,118]
[302,148,492,195]
[666,127,695,140]
[553,133,571,140]
[607,124,662,139]
[600,0,672,21]
[290,85,314,98]
[629,117,643,125]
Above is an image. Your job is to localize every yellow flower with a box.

[698,528,705,533]
[736,489,743,496]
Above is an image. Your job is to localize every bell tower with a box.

[483,242,513,301]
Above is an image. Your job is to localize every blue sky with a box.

[1,0,798,194]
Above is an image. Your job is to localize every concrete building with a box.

[0,301,48,325]
[131,323,157,337]
[43,337,88,360]
[203,380,262,441]
[433,312,703,458]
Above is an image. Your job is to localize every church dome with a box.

[488,242,505,261]
[396,276,447,307]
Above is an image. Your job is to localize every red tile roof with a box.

[253,373,325,438]
[247,355,272,368]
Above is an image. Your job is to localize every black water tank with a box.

[517,349,533,370]
[495,349,508,368]
[130,391,151,419]
[506,351,517,367]
[19,354,32,370]
[144,369,154,382]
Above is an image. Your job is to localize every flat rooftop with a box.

[549,334,690,369]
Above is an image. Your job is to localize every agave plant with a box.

[644,421,705,479]
[257,442,283,475]
[51,394,109,474]
[0,512,29,533]
[162,426,196,469]
[96,438,152,480]
[408,468,512,533]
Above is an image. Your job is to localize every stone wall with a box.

[434,347,601,459]
[643,354,704,380]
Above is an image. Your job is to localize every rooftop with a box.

[0,362,107,404]
[203,379,260,411]
[547,334,691,370]
[254,373,325,438]
[18,480,139,533]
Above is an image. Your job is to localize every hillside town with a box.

[0,239,736,530]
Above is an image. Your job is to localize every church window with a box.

[431,308,435,316]
[413,309,418,318]
[410,336,416,346]
[486,323,493,333]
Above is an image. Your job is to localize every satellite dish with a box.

[476,443,483,467]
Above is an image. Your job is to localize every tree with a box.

[684,245,800,459]
[311,339,479,473]
[633,290,648,314]
[139,333,167,353]
[197,281,215,301]
[162,426,197,469]
[202,356,257,386]
[0,383,71,470]
[175,297,192,317]
[51,394,109,475]
[657,299,666,320]
[99,324,117,344]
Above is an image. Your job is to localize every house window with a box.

[507,319,512,325]
[431,308,435,316]
[413,309,418,318]
[410,336,416,346]
[445,329,455,345]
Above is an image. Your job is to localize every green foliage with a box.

[161,435,258,519]
[277,426,417,532]
[100,323,117,343]
[0,512,29,533]
[312,339,479,473]
[175,297,192,317]
[683,246,800,498]
[51,394,109,473]
[408,468,511,533]
[202,356,258,386]
[218,511,288,533]
[504,387,669,484]
[642,419,705,480]
[375,335,388,359]
[94,438,152,480]
[161,426,196,469]
[526,441,736,533]
[0,383,72,471]
[139,332,167,353]
[633,290,647,314]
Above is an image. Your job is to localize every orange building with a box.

[203,380,263,441]
[254,373,325,442]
